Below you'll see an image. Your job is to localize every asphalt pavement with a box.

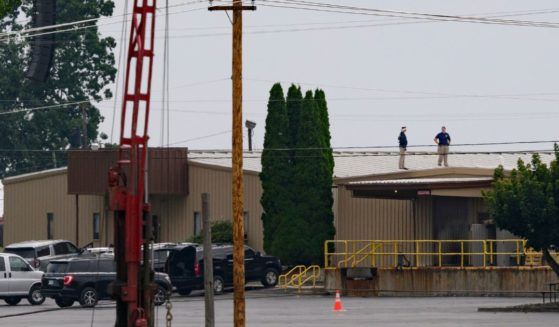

[0,287,557,326]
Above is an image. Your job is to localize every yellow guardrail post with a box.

[324,241,329,269]
[394,242,398,267]
[460,241,464,268]
[371,241,376,267]
[415,240,420,267]
[483,240,487,268]
[516,242,520,267]
[489,240,494,265]
[381,243,385,267]
[438,241,442,267]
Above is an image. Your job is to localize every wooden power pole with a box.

[209,1,255,326]
[202,193,215,327]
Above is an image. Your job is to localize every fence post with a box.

[415,240,420,267]
[516,241,520,267]
[483,241,487,268]
[438,241,442,267]
[394,242,398,268]
[460,241,464,268]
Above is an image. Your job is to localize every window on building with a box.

[193,212,201,236]
[47,213,54,240]
[93,213,101,240]
[243,211,249,238]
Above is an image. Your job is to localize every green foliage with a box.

[0,0,20,19]
[484,147,559,276]
[260,83,291,253]
[286,85,303,150]
[187,220,233,244]
[261,84,335,266]
[0,0,116,178]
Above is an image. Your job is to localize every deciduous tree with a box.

[484,149,559,277]
[0,0,116,177]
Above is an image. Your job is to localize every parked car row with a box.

[40,254,171,308]
[160,243,282,295]
[1,239,283,308]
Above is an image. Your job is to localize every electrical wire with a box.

[258,0,559,29]
[0,0,207,38]
[0,140,557,153]
[110,0,129,144]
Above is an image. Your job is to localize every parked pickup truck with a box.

[167,244,282,295]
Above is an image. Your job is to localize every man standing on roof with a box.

[398,126,408,170]
[434,126,451,167]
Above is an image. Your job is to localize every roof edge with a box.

[335,167,499,184]
[2,167,68,185]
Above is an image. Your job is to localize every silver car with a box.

[0,253,45,305]
[4,240,80,271]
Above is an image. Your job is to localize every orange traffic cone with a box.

[332,290,345,312]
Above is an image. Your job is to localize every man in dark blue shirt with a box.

[434,126,451,167]
[398,126,408,169]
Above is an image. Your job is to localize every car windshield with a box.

[47,262,69,273]
[5,247,35,259]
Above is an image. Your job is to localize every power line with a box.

[0,140,556,153]
[110,0,129,144]
[0,0,207,38]
[0,3,209,43]
[258,0,559,29]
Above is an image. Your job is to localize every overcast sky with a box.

[2,0,559,215]
[96,0,559,153]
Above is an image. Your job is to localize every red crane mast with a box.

[107,0,157,326]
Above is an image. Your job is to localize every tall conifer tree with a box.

[260,84,291,253]
[286,85,303,150]
[261,85,335,265]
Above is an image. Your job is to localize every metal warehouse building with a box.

[3,148,553,254]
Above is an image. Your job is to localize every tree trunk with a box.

[543,248,559,278]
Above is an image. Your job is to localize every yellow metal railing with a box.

[278,265,321,290]
[324,239,559,269]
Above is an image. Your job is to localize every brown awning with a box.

[67,148,188,195]
[346,177,493,199]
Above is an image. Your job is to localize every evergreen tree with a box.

[275,90,335,265]
[260,83,291,254]
[314,88,335,258]
[0,0,116,178]
[286,85,303,150]
[261,85,335,265]
[314,89,334,174]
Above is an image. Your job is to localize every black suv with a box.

[167,245,282,295]
[40,254,172,308]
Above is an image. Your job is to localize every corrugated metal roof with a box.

[2,151,554,183]
[188,151,555,179]
[348,177,494,186]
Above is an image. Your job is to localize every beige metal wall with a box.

[151,163,264,251]
[3,169,108,248]
[4,164,265,252]
[335,186,433,241]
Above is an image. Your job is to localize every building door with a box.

[433,196,470,266]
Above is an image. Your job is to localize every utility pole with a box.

[202,193,215,327]
[208,2,255,326]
